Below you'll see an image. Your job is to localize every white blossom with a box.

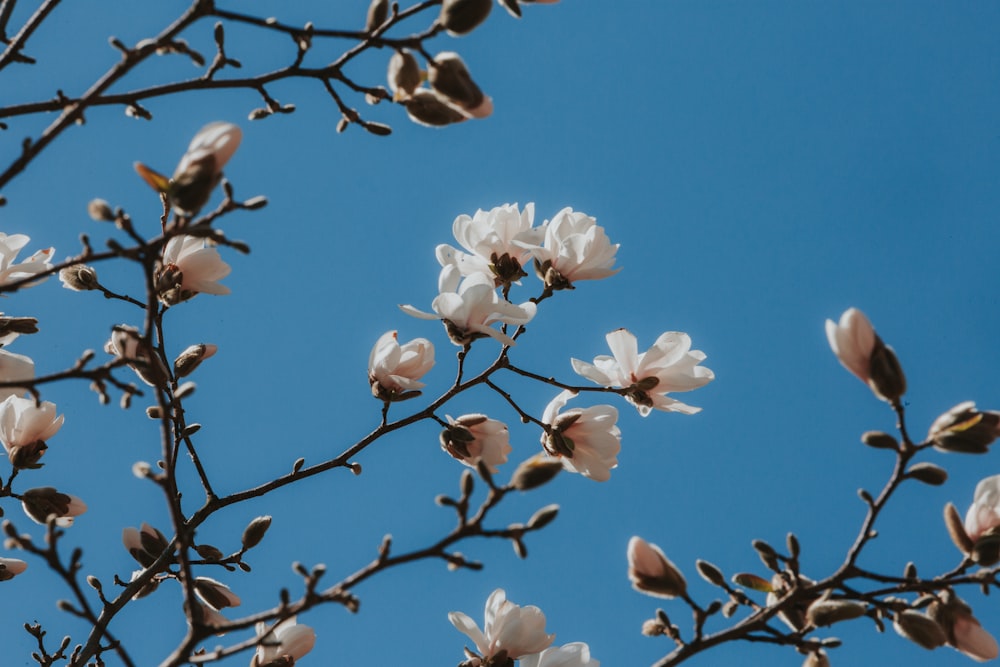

[448,589,554,662]
[521,642,599,667]
[572,328,714,416]
[516,207,619,290]
[0,233,54,287]
[627,536,687,599]
[441,414,512,472]
[0,349,34,402]
[368,331,435,400]
[251,616,316,667]
[541,391,620,481]
[825,307,906,402]
[0,395,63,468]
[436,203,542,286]
[400,272,536,346]
[160,235,232,301]
[964,475,1000,543]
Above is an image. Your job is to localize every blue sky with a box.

[1,1,1000,665]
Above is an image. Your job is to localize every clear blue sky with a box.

[2,1,1000,665]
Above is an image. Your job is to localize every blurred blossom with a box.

[400,272,536,347]
[428,52,493,118]
[0,395,63,469]
[541,390,620,481]
[929,592,1000,662]
[928,402,1000,454]
[572,329,714,416]
[105,325,168,387]
[21,487,87,526]
[520,642,599,667]
[627,536,687,599]
[440,414,512,472]
[387,49,421,100]
[449,588,554,662]
[0,556,27,582]
[964,474,1000,565]
[173,343,218,378]
[194,576,242,610]
[436,203,542,288]
[825,308,906,403]
[0,349,34,401]
[0,314,38,347]
[515,207,619,290]
[0,233,54,287]
[368,331,435,401]
[135,122,242,216]
[122,522,169,568]
[251,616,316,667]
[158,235,232,304]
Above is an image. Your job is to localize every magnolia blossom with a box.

[0,349,34,402]
[436,203,542,286]
[825,307,905,402]
[123,522,169,568]
[440,414,512,472]
[135,122,242,216]
[251,616,316,667]
[572,329,714,416]
[449,589,554,662]
[194,576,242,610]
[368,330,435,400]
[964,475,1000,543]
[627,536,687,599]
[0,395,63,468]
[521,642,599,667]
[0,556,27,582]
[0,314,38,348]
[0,233,54,287]
[400,272,536,347]
[516,207,618,290]
[951,609,1000,662]
[159,235,232,303]
[541,390,620,482]
[105,325,168,387]
[928,401,1000,454]
[21,487,87,527]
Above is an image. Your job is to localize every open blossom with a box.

[928,402,1000,454]
[572,329,714,417]
[368,331,435,400]
[436,203,542,287]
[627,536,687,599]
[520,643,599,667]
[251,616,316,667]
[541,391,620,482]
[440,414,512,472]
[449,589,554,663]
[157,235,231,304]
[825,308,906,402]
[0,395,63,469]
[516,207,618,290]
[0,556,27,582]
[135,122,242,216]
[0,349,34,402]
[21,487,87,526]
[400,272,536,347]
[0,233,54,287]
[964,475,1000,545]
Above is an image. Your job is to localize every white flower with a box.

[0,349,34,402]
[627,536,687,599]
[252,616,316,667]
[135,122,243,216]
[516,207,618,290]
[400,273,536,347]
[368,331,435,400]
[541,391,620,482]
[0,233,54,287]
[521,642,599,667]
[159,235,231,303]
[21,487,87,527]
[825,307,906,402]
[440,414,512,472]
[448,589,554,662]
[0,395,63,469]
[572,329,714,417]
[436,203,542,287]
[964,475,1000,544]
[0,556,27,582]
[105,325,168,387]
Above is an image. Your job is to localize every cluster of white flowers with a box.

[449,589,598,667]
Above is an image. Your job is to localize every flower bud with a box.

[387,50,422,100]
[928,402,1000,454]
[404,90,468,127]
[173,343,218,378]
[906,462,948,486]
[928,591,1000,662]
[893,610,947,650]
[527,504,559,530]
[365,0,388,32]
[241,516,272,550]
[87,199,115,221]
[0,556,27,581]
[861,430,898,450]
[194,576,241,610]
[439,0,492,36]
[59,265,99,291]
[428,52,490,117]
[806,598,867,627]
[802,651,831,667]
[869,338,907,403]
[21,487,87,527]
[627,536,686,599]
[509,454,563,490]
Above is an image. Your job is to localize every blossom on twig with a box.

[0,233,54,287]
[541,390,620,482]
[449,588,554,664]
[515,207,619,291]
[157,235,232,305]
[436,203,542,288]
[0,395,63,469]
[251,616,316,667]
[572,328,714,417]
[627,536,687,599]
[21,487,87,526]
[368,331,435,401]
[440,414,512,472]
[825,307,906,403]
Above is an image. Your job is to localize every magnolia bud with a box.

[439,0,492,36]
[241,516,272,550]
[628,536,687,599]
[59,265,99,291]
[868,337,906,403]
[928,402,1000,454]
[806,598,867,627]
[428,52,488,116]
[173,343,218,378]
[510,454,563,490]
[404,90,468,127]
[861,430,898,450]
[893,610,947,650]
[87,199,115,221]
[387,50,422,100]
[365,0,388,32]
[906,462,948,486]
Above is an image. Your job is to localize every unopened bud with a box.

[695,559,726,587]
[628,536,687,599]
[387,50,422,100]
[439,0,492,36]
[944,502,974,555]
[428,52,487,114]
[869,338,906,403]
[87,199,115,221]
[173,343,217,378]
[893,610,947,650]
[527,504,559,530]
[241,515,272,550]
[365,0,389,32]
[806,598,867,627]
[928,402,1000,454]
[59,265,99,291]
[802,651,831,667]
[510,454,563,490]
[861,430,898,450]
[404,90,468,127]
[906,462,948,486]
